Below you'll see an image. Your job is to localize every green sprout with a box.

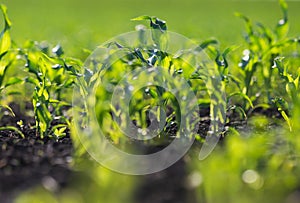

[0,4,24,138]
[23,44,81,138]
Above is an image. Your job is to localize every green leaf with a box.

[253,103,271,110]
[4,77,23,87]
[149,88,158,98]
[272,98,292,131]
[229,105,248,120]
[227,74,243,89]
[7,90,21,95]
[228,92,254,108]
[0,50,7,60]
[0,59,13,87]
[277,106,292,132]
[274,56,285,76]
[0,30,11,55]
[235,12,253,36]
[276,20,289,39]
[256,22,274,43]
[35,103,52,138]
[0,4,12,55]
[0,104,15,116]
[294,69,300,90]
[25,76,39,85]
[279,0,288,20]
[131,15,152,21]
[276,0,289,39]
[0,5,12,29]
[223,46,237,56]
[0,126,25,138]
[53,126,67,138]
[196,39,218,51]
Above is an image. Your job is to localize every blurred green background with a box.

[3,0,300,57]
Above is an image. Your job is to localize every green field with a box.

[3,0,300,55]
[1,0,300,202]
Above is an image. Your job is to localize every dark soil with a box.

[0,105,73,203]
[0,103,277,203]
[0,118,205,203]
[134,146,197,203]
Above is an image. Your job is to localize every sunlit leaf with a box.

[276,20,289,39]
[131,15,152,21]
[0,4,11,55]
[196,39,218,51]
[0,126,25,138]
[4,77,23,87]
[228,92,254,108]
[235,12,253,36]
[276,0,289,39]
[0,30,11,55]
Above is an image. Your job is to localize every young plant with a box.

[272,56,300,131]
[233,0,298,114]
[0,4,22,100]
[23,42,81,138]
[0,5,24,137]
[72,15,227,145]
